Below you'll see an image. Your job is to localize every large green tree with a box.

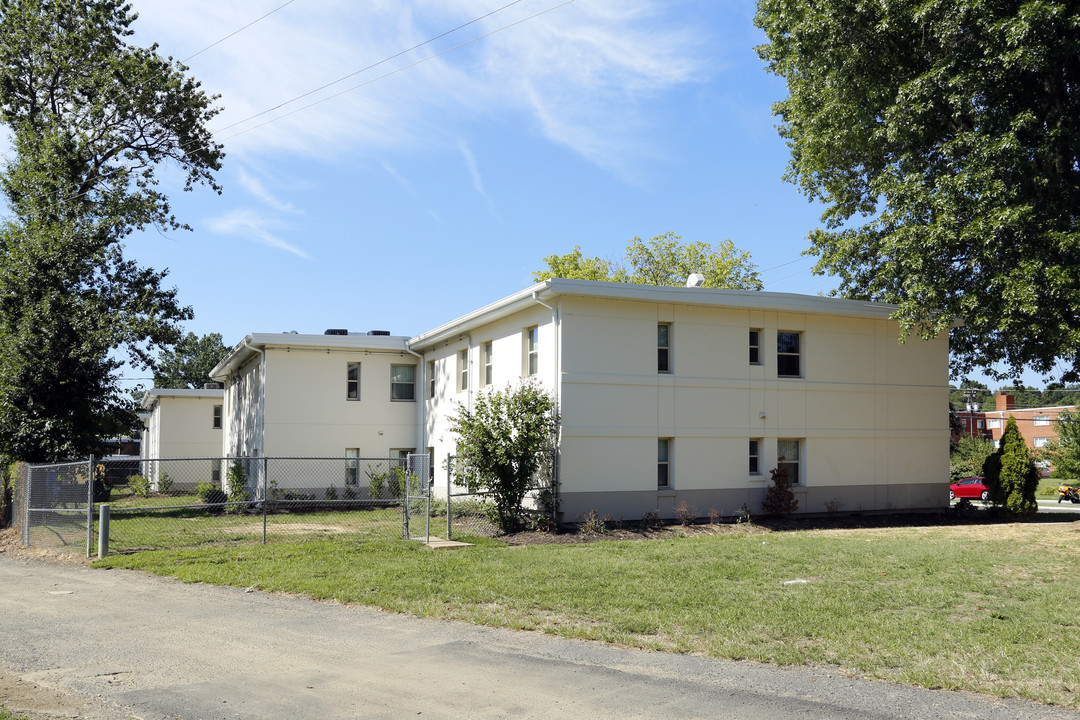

[449,380,559,532]
[153,332,229,389]
[756,0,1080,381]
[533,232,763,290]
[0,0,223,462]
[1039,409,1080,479]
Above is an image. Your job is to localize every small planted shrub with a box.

[639,508,662,530]
[226,462,249,513]
[529,514,557,533]
[324,485,339,501]
[577,509,609,535]
[708,507,721,525]
[674,500,696,526]
[157,472,174,495]
[342,485,359,501]
[196,481,226,512]
[129,474,151,498]
[367,465,386,500]
[762,465,798,515]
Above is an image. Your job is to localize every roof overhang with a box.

[140,388,224,410]
[210,333,411,380]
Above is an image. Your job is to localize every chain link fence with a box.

[16,455,431,556]
[442,452,557,540]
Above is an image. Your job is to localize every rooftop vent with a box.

[324,328,348,336]
[367,330,391,336]
[203,382,222,390]
[686,273,705,288]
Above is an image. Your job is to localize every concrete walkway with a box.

[1,556,1076,720]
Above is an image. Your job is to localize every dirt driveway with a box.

[1,551,1077,720]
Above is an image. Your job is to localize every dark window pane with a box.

[778,354,800,377]
[777,332,800,354]
[749,346,759,364]
[658,348,669,373]
[657,464,669,488]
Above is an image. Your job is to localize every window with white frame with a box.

[458,349,469,392]
[749,329,761,365]
[1034,415,1051,426]
[777,439,801,485]
[390,364,416,401]
[212,405,222,429]
[777,332,801,377]
[483,341,493,387]
[658,439,671,488]
[345,448,359,486]
[347,362,360,400]
[427,360,436,398]
[749,439,761,475]
[1034,437,1050,448]
[977,419,985,429]
[987,418,1001,429]
[524,326,539,376]
[658,324,671,373]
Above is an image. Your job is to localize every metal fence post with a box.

[86,455,94,558]
[97,504,110,559]
[262,457,269,544]
[446,454,453,541]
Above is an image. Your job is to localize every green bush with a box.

[324,485,339,501]
[226,461,249,511]
[196,481,226,510]
[157,472,173,495]
[129,474,151,498]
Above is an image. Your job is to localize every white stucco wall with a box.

[140,390,224,489]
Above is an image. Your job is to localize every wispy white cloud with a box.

[457,139,496,216]
[237,167,298,213]
[208,208,309,258]
[130,1,709,175]
[381,162,441,222]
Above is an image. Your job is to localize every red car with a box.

[950,476,989,502]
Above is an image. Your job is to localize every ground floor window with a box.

[749,439,761,475]
[777,439,801,485]
[658,439,671,488]
[346,448,359,486]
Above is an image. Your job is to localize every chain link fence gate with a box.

[20,459,96,556]
[403,453,430,543]
[443,451,558,540]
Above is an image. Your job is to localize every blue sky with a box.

[113,0,1032,388]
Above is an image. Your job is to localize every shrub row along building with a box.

[140,278,950,520]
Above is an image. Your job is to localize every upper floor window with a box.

[777,332,801,377]
[1034,415,1051,426]
[347,362,360,400]
[212,405,222,429]
[987,418,1002,429]
[658,324,671,373]
[391,364,416,401]
[427,360,436,399]
[525,326,539,376]
[749,329,761,365]
[458,349,469,392]
[483,341,493,387]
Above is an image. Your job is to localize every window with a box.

[977,419,985,429]
[657,324,671,373]
[458,349,469,392]
[777,439,801,485]
[347,362,360,400]
[483,341,493,387]
[658,439,671,488]
[749,329,761,365]
[427,361,436,398]
[749,439,761,475]
[212,405,222,429]
[987,418,1001,429]
[345,449,359,486]
[391,448,416,471]
[1034,415,1051,426]
[391,364,416,401]
[1034,437,1050,448]
[525,326,539,376]
[777,332,801,377]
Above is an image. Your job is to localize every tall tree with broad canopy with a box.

[1039,409,1080,479]
[0,0,224,462]
[533,232,763,290]
[755,0,1080,381]
[153,332,229,389]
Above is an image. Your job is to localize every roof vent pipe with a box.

[686,273,705,288]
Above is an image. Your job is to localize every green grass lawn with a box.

[94,520,1080,708]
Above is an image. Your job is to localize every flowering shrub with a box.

[449,379,559,532]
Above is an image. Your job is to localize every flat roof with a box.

[409,278,906,351]
[141,388,224,410]
[210,332,411,379]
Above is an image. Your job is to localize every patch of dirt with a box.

[0,667,107,720]
[0,527,88,566]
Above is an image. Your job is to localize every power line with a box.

[181,0,302,63]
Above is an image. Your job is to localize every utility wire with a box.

[182,0,302,63]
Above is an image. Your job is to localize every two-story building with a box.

[139,387,224,489]
[410,279,949,520]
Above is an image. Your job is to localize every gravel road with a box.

[1,554,1077,720]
